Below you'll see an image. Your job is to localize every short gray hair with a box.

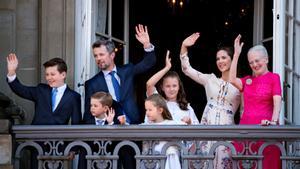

[247,45,268,58]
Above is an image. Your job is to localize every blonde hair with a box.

[145,94,172,120]
[91,92,113,107]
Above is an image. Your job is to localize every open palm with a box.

[182,32,200,47]
[7,53,19,76]
[135,24,150,46]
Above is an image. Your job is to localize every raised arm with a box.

[133,24,156,75]
[180,32,200,55]
[180,33,209,85]
[7,53,18,77]
[146,50,171,96]
[135,24,151,49]
[6,53,38,101]
[229,34,244,91]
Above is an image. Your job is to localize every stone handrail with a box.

[12,125,300,169]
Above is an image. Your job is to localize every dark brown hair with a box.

[91,92,113,107]
[92,39,115,54]
[217,46,234,59]
[145,94,172,120]
[157,71,189,110]
[43,58,67,73]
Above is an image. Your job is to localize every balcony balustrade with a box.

[11,125,300,169]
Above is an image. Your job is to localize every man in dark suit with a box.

[83,24,156,169]
[6,54,81,124]
[83,24,156,124]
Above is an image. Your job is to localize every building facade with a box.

[0,0,299,125]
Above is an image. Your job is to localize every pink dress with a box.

[235,72,282,169]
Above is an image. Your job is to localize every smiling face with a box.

[145,100,163,123]
[161,77,179,102]
[45,65,66,88]
[247,50,269,76]
[93,45,115,71]
[216,50,232,73]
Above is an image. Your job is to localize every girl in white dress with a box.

[145,50,199,125]
[143,94,184,169]
[180,33,241,169]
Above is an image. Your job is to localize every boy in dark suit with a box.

[7,53,82,169]
[79,91,123,169]
[6,53,81,125]
[89,91,125,125]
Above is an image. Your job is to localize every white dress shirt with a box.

[52,84,67,111]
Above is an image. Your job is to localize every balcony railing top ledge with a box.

[12,125,300,140]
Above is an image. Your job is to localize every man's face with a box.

[93,46,115,71]
[45,65,66,88]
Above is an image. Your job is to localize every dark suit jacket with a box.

[83,50,156,124]
[7,78,81,125]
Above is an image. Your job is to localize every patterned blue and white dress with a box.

[180,53,241,169]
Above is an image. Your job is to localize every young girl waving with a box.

[145,50,199,125]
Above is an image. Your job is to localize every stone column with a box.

[39,0,75,88]
[0,120,13,169]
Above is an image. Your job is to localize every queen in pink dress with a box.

[229,35,282,169]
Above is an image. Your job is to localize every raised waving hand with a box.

[135,24,151,49]
[146,50,171,96]
[180,32,200,55]
[229,34,244,91]
[7,53,19,76]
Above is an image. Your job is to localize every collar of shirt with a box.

[51,84,67,111]
[55,84,67,94]
[94,117,106,125]
[102,66,117,77]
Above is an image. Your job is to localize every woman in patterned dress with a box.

[180,33,241,169]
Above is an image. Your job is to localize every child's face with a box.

[145,100,163,122]
[161,77,179,101]
[45,65,66,88]
[90,98,108,118]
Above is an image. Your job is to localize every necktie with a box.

[51,88,58,111]
[109,71,130,124]
[96,119,105,125]
[109,71,121,101]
